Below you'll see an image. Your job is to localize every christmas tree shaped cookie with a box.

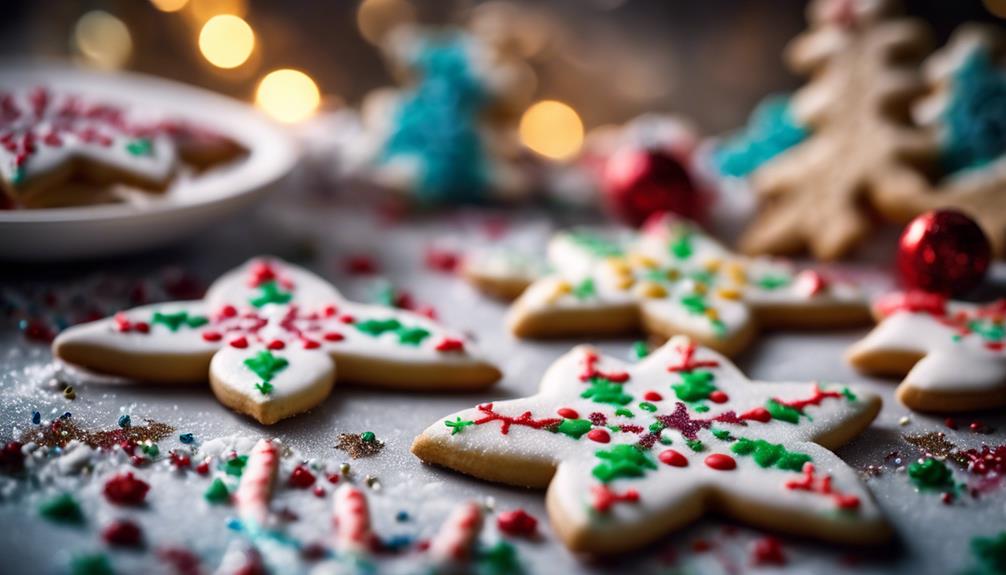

[507,213,869,357]
[882,25,1006,255]
[413,336,888,553]
[847,291,1006,412]
[738,0,934,260]
[53,258,501,424]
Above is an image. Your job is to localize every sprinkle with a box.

[117,415,131,429]
[70,553,114,575]
[497,508,538,538]
[179,433,195,444]
[335,433,385,459]
[63,386,76,400]
[365,475,380,490]
[396,510,410,522]
[204,478,230,503]
[39,492,84,524]
[102,519,143,548]
[103,472,150,506]
[751,536,787,566]
[899,416,911,426]
[288,465,316,489]
[339,462,351,475]
[31,411,40,425]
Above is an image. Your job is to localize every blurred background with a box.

[1,0,1003,138]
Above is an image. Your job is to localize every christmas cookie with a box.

[53,257,501,424]
[412,336,887,553]
[736,0,934,260]
[847,291,1006,412]
[507,213,869,356]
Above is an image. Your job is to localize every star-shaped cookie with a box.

[53,257,501,424]
[413,336,887,553]
[507,214,869,357]
[847,291,1006,412]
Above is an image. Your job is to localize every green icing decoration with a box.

[556,418,592,439]
[204,478,230,503]
[244,350,289,384]
[221,455,248,477]
[354,318,430,346]
[690,270,715,286]
[685,439,705,452]
[693,404,710,413]
[445,417,475,435]
[841,387,858,401]
[571,278,596,300]
[765,399,803,424]
[711,429,733,441]
[568,232,623,258]
[756,275,791,290]
[632,341,650,360]
[10,166,24,186]
[479,540,523,575]
[254,382,274,395]
[39,493,84,524]
[360,431,377,442]
[70,553,115,575]
[592,444,656,483]
[969,319,1006,343]
[648,422,664,433]
[126,138,153,157]
[250,281,293,308]
[614,407,634,417]
[672,370,716,402]
[639,402,657,413]
[581,377,633,405]
[397,326,431,346]
[140,443,159,458]
[659,435,673,445]
[151,311,208,331]
[969,532,1006,575]
[731,438,811,471]
[680,293,708,315]
[907,458,955,491]
[670,232,693,260]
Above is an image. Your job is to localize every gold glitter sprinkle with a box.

[21,418,173,449]
[335,433,385,459]
[904,432,958,458]
[62,386,76,400]
[898,416,911,426]
[339,462,351,475]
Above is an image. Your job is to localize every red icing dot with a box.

[752,537,786,566]
[288,465,316,489]
[424,247,462,273]
[302,339,320,350]
[195,460,210,475]
[169,452,191,469]
[323,305,338,317]
[134,322,150,334]
[945,418,958,430]
[587,429,610,443]
[229,336,248,349]
[339,315,355,324]
[435,338,465,352]
[102,519,143,548]
[557,407,579,419]
[323,332,344,342]
[704,454,736,471]
[643,391,663,401]
[219,305,238,318]
[312,485,326,498]
[326,473,340,484]
[267,339,286,350]
[202,331,222,342]
[103,472,150,506]
[709,391,728,404]
[658,449,688,467]
[740,407,771,423]
[496,509,538,538]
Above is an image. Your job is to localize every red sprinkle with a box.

[945,418,958,430]
[219,304,238,318]
[312,485,326,498]
[195,460,210,475]
[322,305,338,317]
[709,391,729,404]
[302,339,320,349]
[267,339,285,350]
[340,315,355,324]
[497,509,538,538]
[659,449,688,467]
[229,336,248,349]
[323,332,344,342]
[169,452,191,469]
[202,331,222,342]
[288,465,316,489]
[740,407,772,423]
[434,338,465,352]
[326,473,341,484]
[704,454,736,471]
[102,519,143,548]
[587,429,611,443]
[557,408,579,419]
[751,537,786,566]
[643,391,663,401]
[103,472,150,506]
[424,248,461,273]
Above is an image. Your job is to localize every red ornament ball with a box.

[897,210,990,296]
[602,147,704,227]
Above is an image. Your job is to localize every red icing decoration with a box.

[219,305,238,319]
[655,402,745,440]
[340,315,355,324]
[195,460,210,475]
[288,465,316,489]
[229,336,248,349]
[793,270,827,297]
[323,305,338,317]
[435,338,465,352]
[313,485,326,498]
[323,332,344,342]
[773,384,842,411]
[302,339,320,349]
[666,342,719,373]
[557,407,579,419]
[248,261,278,288]
[202,331,222,342]
[424,247,461,273]
[751,536,787,566]
[874,291,947,318]
[659,449,688,467]
[643,391,663,401]
[473,403,561,435]
[267,339,285,350]
[103,472,150,506]
[785,462,860,510]
[169,451,191,469]
[102,519,143,548]
[496,508,538,538]
[590,484,640,513]
[579,351,629,382]
[740,407,772,423]
[587,429,611,443]
[704,453,736,471]
[709,391,729,404]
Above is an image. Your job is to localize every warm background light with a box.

[356,0,415,45]
[198,14,255,69]
[256,69,321,123]
[149,0,189,13]
[519,100,584,161]
[185,0,248,25]
[73,11,133,70]
[984,0,1006,18]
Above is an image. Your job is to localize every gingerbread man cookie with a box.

[738,0,934,260]
[506,214,869,357]
[53,258,501,424]
[413,336,887,553]
[847,291,1006,412]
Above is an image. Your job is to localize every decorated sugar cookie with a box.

[53,257,501,424]
[506,213,869,356]
[847,291,1006,412]
[412,336,887,553]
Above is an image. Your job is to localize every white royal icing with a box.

[416,336,887,552]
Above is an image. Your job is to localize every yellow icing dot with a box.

[634,281,667,299]
[717,288,742,300]
[704,259,722,273]
[628,253,658,269]
[547,280,572,303]
[666,268,681,281]
[726,263,747,285]
[604,258,631,275]
[693,283,708,295]
[705,307,720,321]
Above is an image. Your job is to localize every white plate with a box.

[0,63,298,261]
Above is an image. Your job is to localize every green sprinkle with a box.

[478,540,522,575]
[907,458,955,491]
[396,326,430,346]
[607,425,621,432]
[254,382,274,395]
[711,429,733,441]
[250,281,293,308]
[591,445,657,483]
[639,402,657,412]
[221,455,248,477]
[39,493,84,524]
[659,435,673,445]
[581,377,633,405]
[685,439,705,452]
[572,278,596,300]
[70,553,115,575]
[556,418,592,439]
[648,422,665,433]
[680,293,707,315]
[757,275,791,290]
[672,370,716,402]
[354,318,429,345]
[969,531,1006,575]
[841,387,858,402]
[445,417,475,435]
[244,350,289,383]
[204,478,230,503]
[568,232,623,258]
[765,399,802,424]
[632,341,650,360]
[614,407,634,417]
[670,232,693,260]
[126,137,153,157]
[151,310,208,331]
[731,438,811,471]
[140,443,159,458]
[360,431,376,443]
[694,404,710,413]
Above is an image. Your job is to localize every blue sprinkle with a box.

[179,433,195,444]
[31,411,40,425]
[118,414,131,429]
[16,319,28,331]
[395,510,410,522]
[382,534,414,551]
[60,412,72,420]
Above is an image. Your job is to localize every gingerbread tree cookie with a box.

[739,0,934,260]
[413,336,888,554]
[880,25,1006,255]
[53,258,500,424]
[847,291,1006,412]
[506,213,869,357]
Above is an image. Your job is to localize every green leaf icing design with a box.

[151,310,208,331]
[244,350,289,383]
[568,232,623,258]
[556,418,592,439]
[250,281,293,308]
[354,318,431,346]
[907,457,955,491]
[731,438,811,471]
[670,232,693,260]
[126,138,153,157]
[581,377,633,405]
[571,278,596,300]
[445,417,475,435]
[591,445,656,483]
[672,370,717,402]
[765,399,803,424]
[756,275,791,290]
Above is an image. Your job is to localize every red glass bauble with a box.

[602,147,704,227]
[897,210,990,296]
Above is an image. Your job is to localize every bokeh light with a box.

[255,69,321,123]
[73,11,133,70]
[519,100,584,161]
[198,14,255,69]
[185,0,248,24]
[357,0,415,45]
[149,0,189,12]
